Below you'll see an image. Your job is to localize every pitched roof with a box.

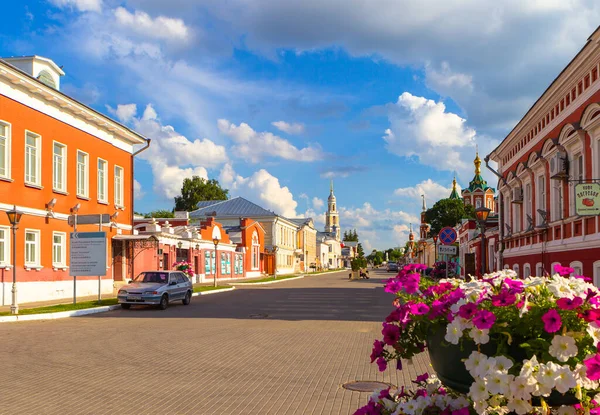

[195,200,223,209]
[189,197,276,218]
[288,217,314,228]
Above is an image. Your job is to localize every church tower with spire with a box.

[419,195,430,240]
[325,180,341,240]
[461,150,496,212]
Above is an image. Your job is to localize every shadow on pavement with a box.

[93,276,396,322]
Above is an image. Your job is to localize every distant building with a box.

[289,217,318,272]
[324,180,341,241]
[462,153,496,212]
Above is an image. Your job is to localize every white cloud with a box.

[110,103,137,123]
[133,179,144,199]
[219,164,298,218]
[394,179,461,207]
[271,121,305,135]
[218,119,324,163]
[151,161,208,200]
[425,62,474,96]
[312,197,324,210]
[113,7,191,42]
[383,92,498,179]
[49,0,102,12]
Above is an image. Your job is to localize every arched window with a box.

[251,231,260,270]
[551,262,561,276]
[513,264,519,275]
[523,263,531,278]
[594,261,600,288]
[536,262,544,277]
[37,70,56,88]
[570,261,583,276]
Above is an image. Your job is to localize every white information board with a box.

[69,232,107,276]
[437,245,457,256]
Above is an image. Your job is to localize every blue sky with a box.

[2,0,599,250]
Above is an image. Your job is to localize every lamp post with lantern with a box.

[433,235,438,263]
[272,245,279,278]
[6,206,23,315]
[475,206,492,276]
[212,237,220,287]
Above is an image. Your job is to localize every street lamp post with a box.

[475,206,492,276]
[6,206,23,315]
[433,235,438,264]
[272,246,279,278]
[212,237,220,287]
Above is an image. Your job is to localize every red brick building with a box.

[488,26,600,281]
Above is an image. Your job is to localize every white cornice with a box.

[0,61,147,152]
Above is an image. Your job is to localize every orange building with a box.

[0,56,149,305]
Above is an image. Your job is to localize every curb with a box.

[192,287,235,296]
[304,270,346,276]
[0,287,237,323]
[230,275,305,286]
[0,304,121,323]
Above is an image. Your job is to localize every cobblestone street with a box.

[0,270,429,415]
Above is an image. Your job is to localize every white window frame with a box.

[0,226,10,266]
[594,260,600,288]
[569,261,583,277]
[24,130,42,186]
[513,202,521,233]
[536,174,546,224]
[536,262,544,277]
[76,150,89,198]
[550,181,563,222]
[569,151,584,216]
[97,158,108,203]
[114,165,124,207]
[251,231,260,270]
[513,264,520,275]
[523,263,531,278]
[524,181,532,226]
[52,232,67,267]
[52,141,67,192]
[24,229,41,268]
[0,120,11,179]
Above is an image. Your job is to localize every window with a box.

[53,142,67,192]
[513,264,519,275]
[176,273,188,283]
[0,121,10,179]
[570,153,584,215]
[221,253,230,275]
[25,131,41,186]
[513,203,521,233]
[0,226,9,265]
[570,261,583,276]
[537,175,546,224]
[205,250,216,275]
[251,231,260,270]
[25,230,40,267]
[551,182,563,222]
[476,199,482,208]
[594,261,600,287]
[536,263,544,277]
[524,182,532,225]
[52,232,66,267]
[114,165,124,207]
[523,264,531,278]
[76,150,89,197]
[97,159,107,202]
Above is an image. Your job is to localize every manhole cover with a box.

[342,381,394,392]
[249,313,269,319]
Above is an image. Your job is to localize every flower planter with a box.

[426,325,578,406]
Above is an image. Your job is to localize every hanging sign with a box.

[575,183,600,216]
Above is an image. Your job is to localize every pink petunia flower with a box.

[381,323,401,345]
[452,408,470,415]
[557,297,584,310]
[376,356,387,372]
[370,340,385,363]
[584,354,600,380]
[415,373,429,383]
[472,309,496,329]
[458,303,478,319]
[410,303,430,315]
[554,264,574,277]
[491,290,517,307]
[542,309,562,333]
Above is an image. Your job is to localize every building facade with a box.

[488,27,600,281]
[291,218,318,271]
[462,153,496,211]
[0,56,148,304]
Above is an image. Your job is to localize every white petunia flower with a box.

[469,327,490,345]
[555,365,577,394]
[399,400,418,415]
[493,356,514,373]
[481,356,498,377]
[510,375,536,401]
[507,398,533,415]
[557,405,577,415]
[520,355,539,378]
[450,396,470,410]
[464,351,487,377]
[536,362,560,389]
[469,379,489,402]
[486,370,513,395]
[549,335,578,362]
[445,319,463,345]
[587,322,600,345]
[473,400,488,415]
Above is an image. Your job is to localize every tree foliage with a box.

[144,209,175,218]
[343,229,359,242]
[367,250,384,266]
[174,176,229,212]
[424,198,475,236]
[357,243,365,258]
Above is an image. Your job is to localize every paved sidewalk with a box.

[0,269,430,414]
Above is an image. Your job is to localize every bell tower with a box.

[325,180,341,240]
[419,194,430,240]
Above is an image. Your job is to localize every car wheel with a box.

[121,303,131,310]
[182,291,191,305]
[159,294,169,310]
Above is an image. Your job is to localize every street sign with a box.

[439,227,457,245]
[575,183,600,216]
[437,245,457,256]
[69,232,107,277]
[68,214,111,226]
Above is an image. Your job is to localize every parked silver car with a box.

[387,262,399,272]
[118,271,193,310]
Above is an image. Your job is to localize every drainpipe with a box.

[130,138,151,280]
[484,155,506,270]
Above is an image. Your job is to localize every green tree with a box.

[425,198,475,236]
[343,230,349,241]
[144,209,175,218]
[357,243,365,258]
[174,176,229,211]
[344,229,359,242]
